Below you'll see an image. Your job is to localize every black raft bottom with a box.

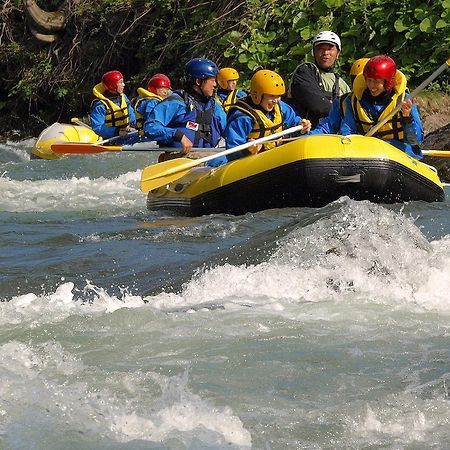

[151,158,445,216]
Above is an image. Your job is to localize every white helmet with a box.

[312,31,341,51]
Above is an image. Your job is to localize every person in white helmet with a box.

[289,31,350,127]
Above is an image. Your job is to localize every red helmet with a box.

[363,55,397,91]
[147,73,171,93]
[102,70,124,92]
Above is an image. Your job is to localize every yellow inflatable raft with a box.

[31,121,100,160]
[146,134,445,216]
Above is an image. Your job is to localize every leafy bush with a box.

[0,0,449,135]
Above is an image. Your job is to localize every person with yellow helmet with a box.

[310,57,369,135]
[340,55,423,159]
[207,69,311,167]
[215,67,246,112]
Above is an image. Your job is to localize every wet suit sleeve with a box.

[401,104,424,145]
[224,112,254,161]
[290,64,333,119]
[310,97,342,135]
[214,101,228,138]
[138,98,159,122]
[143,98,185,143]
[280,101,302,128]
[90,101,117,139]
[339,97,358,136]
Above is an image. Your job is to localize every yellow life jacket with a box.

[92,83,130,129]
[229,99,283,151]
[350,70,407,140]
[134,87,163,132]
[215,90,238,113]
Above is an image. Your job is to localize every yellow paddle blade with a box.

[140,158,195,192]
[51,143,123,154]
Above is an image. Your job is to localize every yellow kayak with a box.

[146,134,445,216]
[31,121,100,160]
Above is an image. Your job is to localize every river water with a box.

[1,139,450,449]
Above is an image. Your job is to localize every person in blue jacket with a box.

[90,70,137,144]
[310,58,369,135]
[340,55,423,159]
[143,58,226,161]
[208,69,311,167]
[133,73,172,135]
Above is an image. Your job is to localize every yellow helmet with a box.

[217,68,239,89]
[250,70,285,105]
[350,58,370,77]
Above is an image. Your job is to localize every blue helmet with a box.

[185,58,219,80]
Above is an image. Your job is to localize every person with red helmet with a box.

[310,58,369,135]
[90,70,136,142]
[340,55,424,159]
[289,31,350,127]
[133,73,172,133]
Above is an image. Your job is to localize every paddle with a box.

[140,124,304,193]
[366,56,450,137]
[51,135,301,154]
[51,142,223,154]
[422,150,450,158]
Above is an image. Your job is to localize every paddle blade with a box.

[51,143,122,154]
[140,158,194,192]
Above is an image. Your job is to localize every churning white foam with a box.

[0,170,143,212]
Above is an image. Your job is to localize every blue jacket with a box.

[340,94,424,159]
[208,100,302,167]
[135,97,160,119]
[90,94,136,141]
[310,96,347,135]
[143,89,226,148]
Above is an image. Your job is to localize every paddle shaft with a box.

[422,150,450,157]
[158,124,303,172]
[366,56,450,137]
[51,141,224,154]
[140,124,304,192]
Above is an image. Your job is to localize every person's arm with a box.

[224,113,254,161]
[290,64,333,118]
[280,101,311,133]
[143,97,185,143]
[142,98,159,119]
[90,101,117,139]
[310,98,342,135]
[339,97,358,136]
[401,102,424,145]
[214,101,228,138]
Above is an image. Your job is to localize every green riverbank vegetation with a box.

[1,0,449,137]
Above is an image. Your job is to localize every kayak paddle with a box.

[140,124,304,193]
[51,142,223,154]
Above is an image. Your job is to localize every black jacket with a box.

[289,62,340,127]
